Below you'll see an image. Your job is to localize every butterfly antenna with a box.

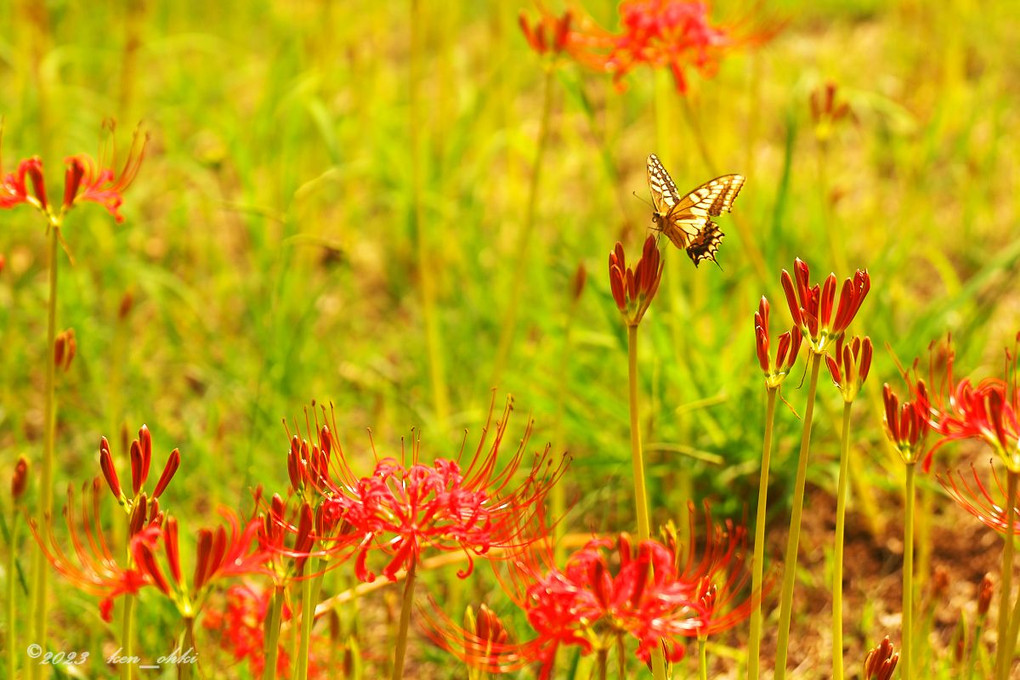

[632,190,654,209]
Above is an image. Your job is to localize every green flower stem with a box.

[995,470,1017,680]
[178,616,196,680]
[747,386,778,680]
[7,516,19,680]
[903,462,917,680]
[596,647,608,680]
[774,351,823,680]
[490,65,555,388]
[698,633,708,680]
[626,324,652,543]
[832,400,853,680]
[626,324,667,680]
[296,560,326,680]
[263,585,286,680]
[391,557,418,680]
[30,223,60,680]
[121,594,136,680]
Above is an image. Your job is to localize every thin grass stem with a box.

[747,386,777,680]
[699,633,708,680]
[30,224,60,680]
[625,323,667,680]
[7,516,19,680]
[995,470,1017,679]
[903,462,917,680]
[773,351,823,680]
[832,400,853,679]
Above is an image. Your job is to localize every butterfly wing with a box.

[646,154,682,223]
[646,158,744,266]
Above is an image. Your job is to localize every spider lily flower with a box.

[754,297,803,389]
[0,122,147,225]
[938,462,1020,536]
[99,427,181,513]
[551,0,771,94]
[663,502,757,639]
[429,507,752,677]
[781,258,870,355]
[519,9,573,58]
[913,337,1020,473]
[131,510,269,618]
[882,384,931,467]
[508,535,703,675]
[826,335,873,403]
[609,236,663,327]
[809,81,855,143]
[864,636,899,680]
[291,397,568,583]
[31,478,158,622]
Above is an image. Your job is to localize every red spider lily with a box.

[912,336,1020,472]
[421,602,542,677]
[864,636,899,680]
[609,236,663,327]
[203,584,292,678]
[938,462,1020,536]
[754,296,803,389]
[0,122,146,224]
[429,535,703,678]
[252,490,325,583]
[427,506,752,677]
[31,478,159,622]
[287,396,568,583]
[826,335,873,402]
[99,426,181,511]
[131,510,270,616]
[809,81,855,142]
[202,583,328,679]
[663,501,757,638]
[552,0,769,94]
[781,258,870,355]
[882,384,931,467]
[519,9,573,57]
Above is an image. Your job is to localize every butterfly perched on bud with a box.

[646,154,744,267]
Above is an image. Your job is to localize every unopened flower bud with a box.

[11,455,29,500]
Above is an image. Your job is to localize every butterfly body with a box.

[646,154,744,266]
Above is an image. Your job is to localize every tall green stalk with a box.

[747,386,778,680]
[490,66,555,387]
[6,516,19,680]
[121,593,136,680]
[625,324,667,680]
[995,470,1017,680]
[774,351,822,680]
[263,585,286,680]
[296,559,326,680]
[698,633,708,680]
[391,558,418,680]
[903,462,917,680]
[30,223,59,680]
[832,400,853,679]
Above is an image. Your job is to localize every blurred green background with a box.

[0,0,1018,672]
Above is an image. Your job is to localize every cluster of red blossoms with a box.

[425,504,754,677]
[887,334,1020,533]
[521,1,772,93]
[0,122,147,224]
